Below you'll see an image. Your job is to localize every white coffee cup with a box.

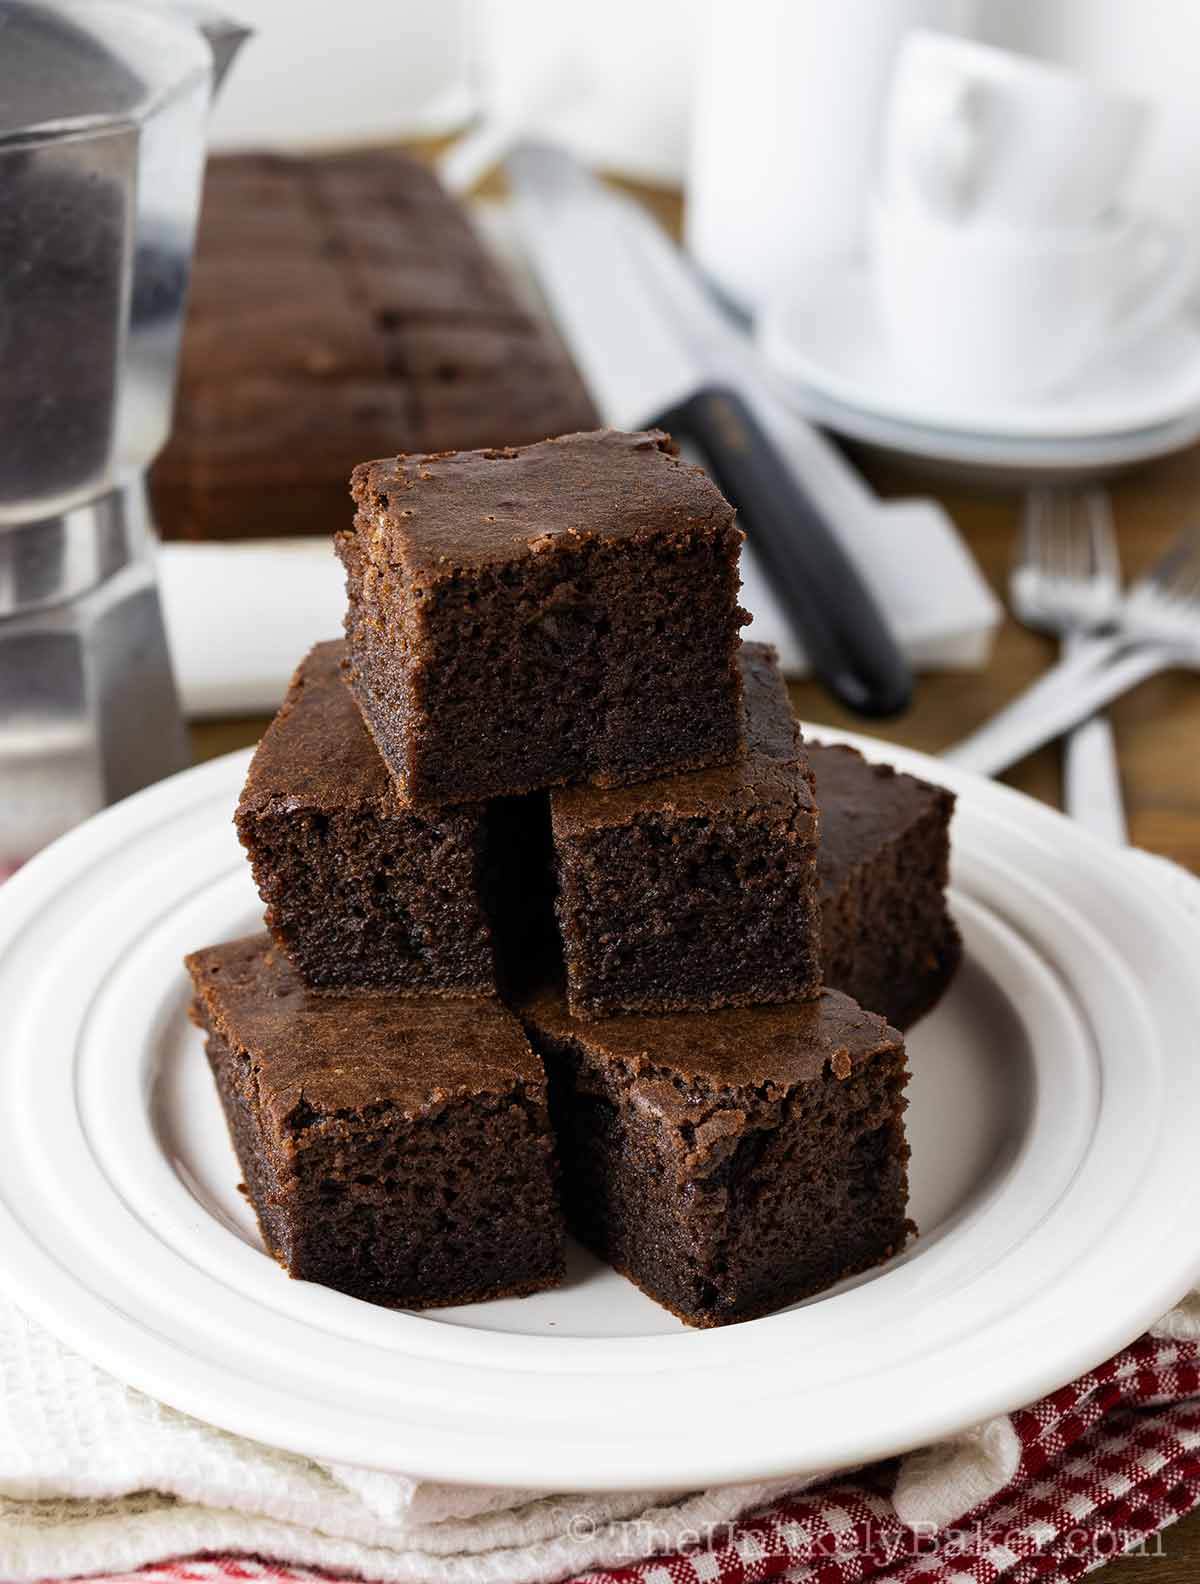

[869,199,1195,403]
[881,30,1149,228]
[687,0,958,311]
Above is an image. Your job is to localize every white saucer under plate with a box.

[2,736,1199,1490]
[758,264,1200,443]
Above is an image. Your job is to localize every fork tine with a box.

[1049,494,1067,585]
[1083,488,1120,587]
[1070,494,1092,582]
[1067,490,1090,583]
[1044,490,1064,583]
[1043,488,1088,585]
[1010,486,1125,634]
[1049,490,1073,584]
[1018,487,1051,577]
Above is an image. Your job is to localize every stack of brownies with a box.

[186,428,959,1328]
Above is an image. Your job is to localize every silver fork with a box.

[1010,488,1127,842]
[945,524,1200,778]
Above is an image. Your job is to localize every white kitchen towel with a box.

[0,1305,809,1583]
[0,848,1194,1582]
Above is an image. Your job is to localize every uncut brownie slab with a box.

[550,642,821,1018]
[236,640,497,996]
[811,742,960,1030]
[187,934,565,1308]
[520,984,910,1328]
[338,429,747,808]
[152,151,598,542]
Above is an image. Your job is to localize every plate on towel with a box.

[0,732,1198,1489]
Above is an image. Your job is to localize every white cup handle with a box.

[1107,216,1196,356]
[905,68,985,219]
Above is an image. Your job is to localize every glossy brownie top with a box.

[520,982,901,1101]
[552,642,812,833]
[238,640,403,817]
[187,933,540,1129]
[346,428,740,575]
[808,742,955,882]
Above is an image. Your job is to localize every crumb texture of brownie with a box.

[187,933,565,1308]
[810,742,960,1029]
[338,429,748,808]
[550,643,822,1018]
[152,151,598,541]
[520,984,910,1328]
[236,641,496,995]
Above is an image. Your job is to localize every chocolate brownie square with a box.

[337,429,747,808]
[236,641,496,996]
[550,642,821,1018]
[811,742,960,1029]
[187,934,565,1308]
[520,984,910,1327]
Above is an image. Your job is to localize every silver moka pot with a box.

[0,1,248,867]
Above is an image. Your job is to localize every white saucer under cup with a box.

[757,260,1200,446]
[868,200,1196,406]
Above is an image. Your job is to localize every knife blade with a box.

[505,141,912,718]
[505,143,700,427]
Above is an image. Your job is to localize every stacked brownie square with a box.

[187,426,958,1326]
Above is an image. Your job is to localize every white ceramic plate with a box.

[1,735,1199,1491]
[758,266,1200,442]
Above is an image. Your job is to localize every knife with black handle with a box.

[654,387,913,718]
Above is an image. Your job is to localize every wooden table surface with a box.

[188,163,1200,1576]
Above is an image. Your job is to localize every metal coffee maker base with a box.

[0,3,250,871]
[0,483,189,870]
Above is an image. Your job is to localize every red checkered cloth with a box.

[77,1330,1200,1584]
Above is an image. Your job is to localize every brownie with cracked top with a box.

[187,933,565,1308]
[519,983,910,1328]
[236,640,497,996]
[337,429,748,809]
[550,642,821,1018]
